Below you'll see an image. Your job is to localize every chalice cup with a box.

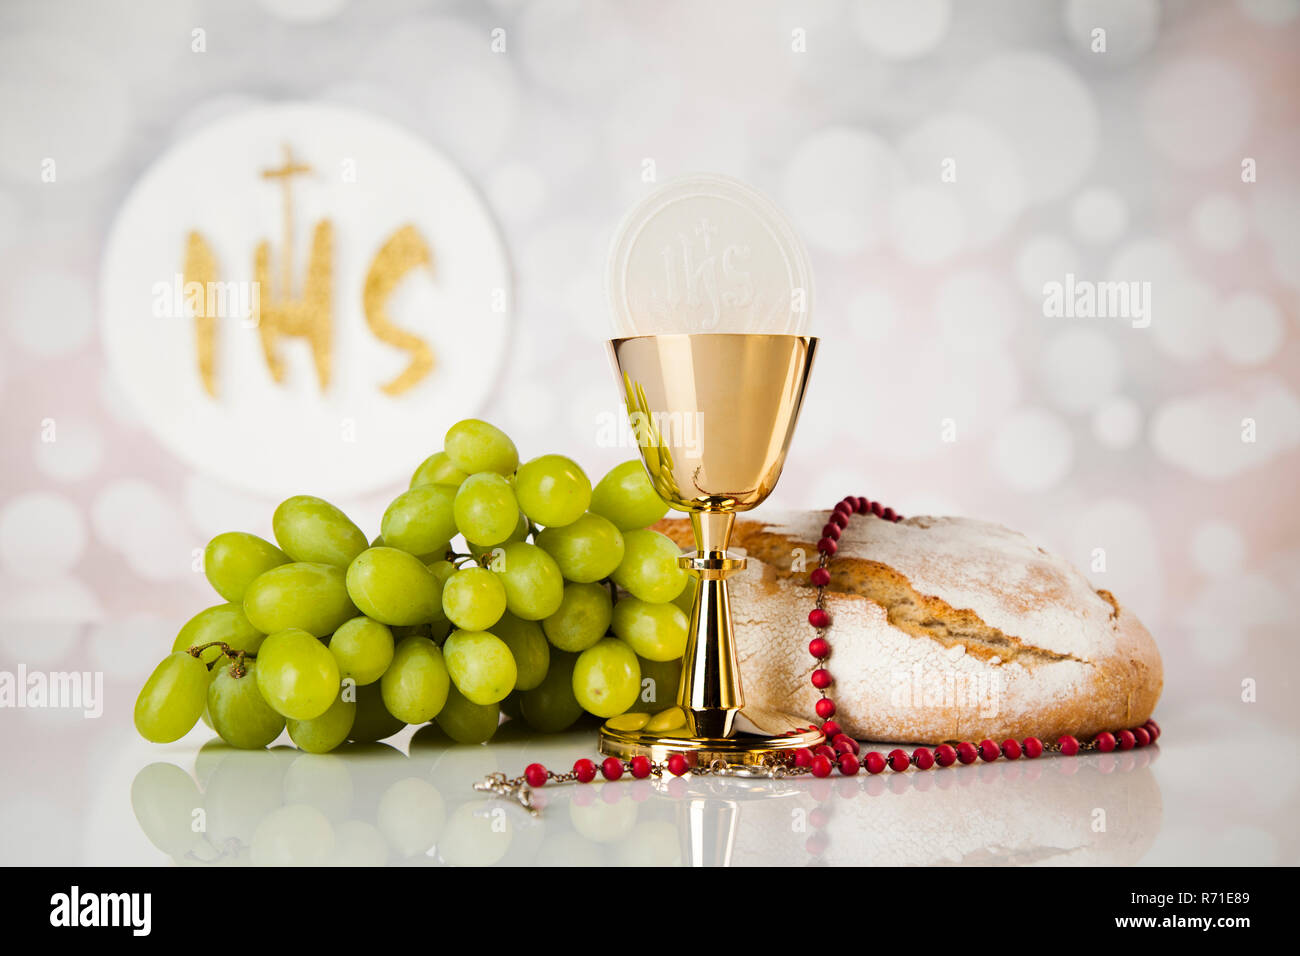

[598,333,825,770]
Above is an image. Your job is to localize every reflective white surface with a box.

[1,683,1292,866]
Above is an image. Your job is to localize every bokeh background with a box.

[1,0,1297,755]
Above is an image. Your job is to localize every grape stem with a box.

[188,641,256,678]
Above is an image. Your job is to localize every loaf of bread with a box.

[657,511,1162,744]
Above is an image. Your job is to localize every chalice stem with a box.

[679,510,744,738]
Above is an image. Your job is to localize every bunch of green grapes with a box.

[134,418,692,754]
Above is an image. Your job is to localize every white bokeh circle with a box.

[1191,520,1246,575]
[1144,58,1254,168]
[889,185,966,264]
[783,127,900,255]
[1040,327,1123,412]
[1091,395,1142,448]
[99,103,511,499]
[1070,186,1129,244]
[5,269,95,357]
[1191,193,1248,253]
[854,0,952,60]
[1065,0,1161,60]
[1218,292,1284,365]
[1015,234,1080,300]
[0,492,87,581]
[92,479,198,582]
[959,53,1099,202]
[991,407,1074,491]
[33,417,106,483]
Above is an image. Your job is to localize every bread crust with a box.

[655,512,1163,744]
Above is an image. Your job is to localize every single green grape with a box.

[491,612,550,690]
[612,529,687,603]
[255,628,341,721]
[442,630,517,705]
[467,512,531,562]
[611,597,688,661]
[380,484,458,557]
[441,566,507,631]
[243,562,356,637]
[572,638,641,718]
[172,602,265,665]
[134,652,209,743]
[514,454,591,528]
[409,450,468,489]
[444,419,519,475]
[589,460,670,531]
[345,547,441,626]
[519,651,584,733]
[272,495,368,568]
[328,616,394,685]
[348,681,405,742]
[541,582,613,653]
[435,685,501,745]
[207,660,285,749]
[453,472,520,547]
[203,532,289,603]
[287,692,356,754]
[381,636,450,724]
[535,512,624,583]
[626,656,684,714]
[493,542,564,620]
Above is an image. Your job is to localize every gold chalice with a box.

[598,332,824,769]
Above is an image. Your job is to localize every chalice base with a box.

[599,706,825,774]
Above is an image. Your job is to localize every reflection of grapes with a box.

[136,419,685,754]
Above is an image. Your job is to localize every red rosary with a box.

[479,494,1162,811]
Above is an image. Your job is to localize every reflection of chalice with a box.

[599,333,824,768]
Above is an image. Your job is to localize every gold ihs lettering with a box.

[184,230,219,397]
[363,224,436,396]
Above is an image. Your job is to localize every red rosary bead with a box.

[956,742,979,764]
[601,756,624,781]
[833,734,860,755]
[808,636,829,658]
[810,754,833,778]
[811,668,832,689]
[870,501,884,517]
[573,758,597,783]
[1022,737,1043,758]
[808,608,831,628]
[809,567,830,588]
[838,753,860,776]
[629,755,653,778]
[855,496,869,513]
[830,511,849,529]
[816,537,837,555]
[815,698,836,719]
[1133,727,1151,747]
[881,506,896,521]
[934,744,957,767]
[666,753,690,777]
[524,763,548,788]
[864,751,886,774]
[821,523,840,540]
[978,739,1000,762]
[1146,719,1161,741]
[814,744,836,761]
[1001,739,1022,760]
[833,501,853,517]
[1058,735,1079,756]
[1116,729,1136,751]
[820,720,841,739]
[913,747,935,770]
[887,749,910,772]
[793,748,814,769]
[1095,731,1116,753]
